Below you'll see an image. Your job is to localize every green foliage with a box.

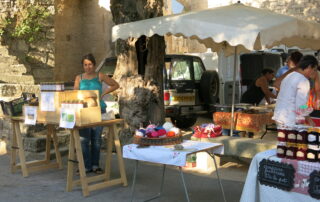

[0,1,52,43]
[0,17,12,36]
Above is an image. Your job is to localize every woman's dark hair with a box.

[261,68,274,75]
[81,53,96,66]
[298,55,319,70]
[290,51,303,65]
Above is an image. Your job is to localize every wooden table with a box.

[66,119,128,197]
[10,116,63,177]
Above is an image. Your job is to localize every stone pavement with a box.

[0,150,248,202]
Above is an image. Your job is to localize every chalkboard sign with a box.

[309,170,320,199]
[258,159,295,191]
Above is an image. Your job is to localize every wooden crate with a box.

[36,90,101,125]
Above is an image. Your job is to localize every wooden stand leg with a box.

[49,125,63,169]
[73,129,90,197]
[66,129,76,192]
[104,127,113,181]
[14,121,28,177]
[112,124,128,186]
[10,121,18,173]
[45,126,51,163]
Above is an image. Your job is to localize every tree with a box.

[110,0,166,142]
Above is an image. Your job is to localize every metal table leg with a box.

[130,160,139,202]
[179,167,190,202]
[144,164,166,202]
[206,151,227,202]
[131,161,167,202]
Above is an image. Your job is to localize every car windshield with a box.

[171,59,191,80]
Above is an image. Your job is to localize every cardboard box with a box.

[35,90,102,126]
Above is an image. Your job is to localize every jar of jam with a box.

[297,130,308,144]
[287,130,297,143]
[277,129,287,142]
[286,146,297,159]
[296,144,308,160]
[307,131,318,145]
[277,142,287,158]
[306,145,319,162]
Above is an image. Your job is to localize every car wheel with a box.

[171,116,197,129]
[200,70,219,104]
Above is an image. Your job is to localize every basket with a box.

[133,134,183,146]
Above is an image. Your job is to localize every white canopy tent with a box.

[112,2,320,55]
[112,2,320,134]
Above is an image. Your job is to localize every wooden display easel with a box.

[10,117,63,177]
[66,119,128,197]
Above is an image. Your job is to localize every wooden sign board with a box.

[258,159,295,191]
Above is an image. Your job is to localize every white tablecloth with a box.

[240,149,319,202]
[123,140,224,166]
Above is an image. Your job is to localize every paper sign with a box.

[59,108,76,128]
[24,106,37,125]
[40,92,55,111]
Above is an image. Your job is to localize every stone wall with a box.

[207,0,320,23]
[54,0,114,82]
[177,0,320,23]
[0,0,55,84]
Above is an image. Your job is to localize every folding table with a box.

[123,140,226,202]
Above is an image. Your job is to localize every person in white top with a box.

[273,55,319,127]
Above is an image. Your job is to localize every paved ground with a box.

[0,115,273,202]
[0,151,248,202]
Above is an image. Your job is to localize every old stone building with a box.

[54,0,114,82]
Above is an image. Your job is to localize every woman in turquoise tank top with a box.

[74,53,119,174]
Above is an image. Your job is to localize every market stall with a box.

[3,83,128,197]
[241,120,320,202]
[240,149,320,202]
[112,2,320,135]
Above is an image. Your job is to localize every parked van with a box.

[191,51,282,105]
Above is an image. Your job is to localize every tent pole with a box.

[230,46,238,136]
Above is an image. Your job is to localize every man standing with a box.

[275,51,303,78]
[274,51,303,91]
